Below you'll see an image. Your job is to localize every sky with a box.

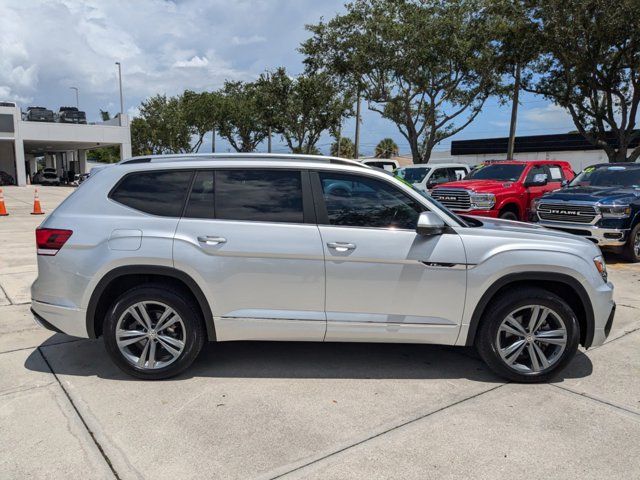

[0,0,577,157]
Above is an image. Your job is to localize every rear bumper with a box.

[538,221,628,247]
[31,300,88,338]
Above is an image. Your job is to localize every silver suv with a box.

[31,154,616,382]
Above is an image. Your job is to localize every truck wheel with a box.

[476,287,579,383]
[623,223,640,263]
[499,210,518,221]
[103,284,206,380]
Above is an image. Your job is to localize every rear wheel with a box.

[103,285,205,380]
[476,287,579,383]
[623,223,640,263]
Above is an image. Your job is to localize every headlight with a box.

[470,193,496,209]
[599,205,631,218]
[593,255,608,282]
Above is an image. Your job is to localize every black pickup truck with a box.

[535,163,640,262]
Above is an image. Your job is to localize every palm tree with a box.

[375,138,399,158]
[330,137,355,158]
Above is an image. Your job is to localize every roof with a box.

[477,159,571,165]
[400,162,469,169]
[587,162,640,169]
[120,153,366,169]
[451,131,640,156]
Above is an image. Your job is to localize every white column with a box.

[120,142,132,160]
[14,140,26,186]
[78,149,88,174]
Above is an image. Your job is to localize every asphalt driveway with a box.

[1,186,639,479]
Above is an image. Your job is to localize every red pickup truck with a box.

[431,160,575,221]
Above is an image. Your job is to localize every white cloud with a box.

[231,35,267,46]
[0,0,346,126]
[522,103,573,128]
[173,56,210,68]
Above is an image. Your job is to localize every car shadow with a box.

[24,335,593,384]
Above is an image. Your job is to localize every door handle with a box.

[327,242,356,252]
[197,236,227,245]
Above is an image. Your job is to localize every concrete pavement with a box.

[1,186,639,479]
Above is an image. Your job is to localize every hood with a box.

[468,215,598,245]
[435,179,516,193]
[541,186,640,204]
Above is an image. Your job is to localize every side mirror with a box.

[525,173,548,187]
[416,211,446,236]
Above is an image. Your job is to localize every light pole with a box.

[70,87,79,109]
[115,62,124,124]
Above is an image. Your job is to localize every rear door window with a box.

[214,169,304,223]
[110,170,193,217]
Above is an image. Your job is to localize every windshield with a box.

[399,167,431,183]
[570,166,640,188]
[467,164,525,181]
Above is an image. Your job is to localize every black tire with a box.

[623,223,640,263]
[476,287,579,383]
[103,284,205,380]
[499,210,518,221]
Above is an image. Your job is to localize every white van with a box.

[396,163,470,192]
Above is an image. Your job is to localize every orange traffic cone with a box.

[0,188,8,216]
[31,188,44,215]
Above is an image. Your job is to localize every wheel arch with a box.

[86,265,215,341]
[497,201,521,218]
[465,272,594,348]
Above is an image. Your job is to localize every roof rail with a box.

[119,153,368,168]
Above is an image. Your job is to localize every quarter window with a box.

[319,172,423,229]
[215,169,303,223]
[111,170,193,217]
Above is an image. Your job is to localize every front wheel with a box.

[623,223,640,263]
[499,210,518,221]
[476,287,579,383]
[103,285,205,380]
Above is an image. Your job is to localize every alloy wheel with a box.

[634,230,640,257]
[496,305,567,374]
[115,301,186,370]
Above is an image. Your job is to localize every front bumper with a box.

[538,221,628,247]
[588,280,616,348]
[31,300,89,338]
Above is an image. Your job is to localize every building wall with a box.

[429,149,610,172]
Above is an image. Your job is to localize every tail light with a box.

[36,228,73,255]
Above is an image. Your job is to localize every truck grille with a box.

[537,202,598,224]
[431,189,471,211]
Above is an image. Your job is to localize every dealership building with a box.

[428,131,640,171]
[0,104,132,186]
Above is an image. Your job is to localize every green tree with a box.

[374,138,399,158]
[182,90,223,152]
[256,68,353,154]
[330,137,356,158]
[217,81,268,152]
[133,94,192,154]
[521,0,640,162]
[302,0,501,164]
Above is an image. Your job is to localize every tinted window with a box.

[401,167,431,183]
[526,165,547,181]
[319,172,423,229]
[570,166,640,188]
[111,170,193,217]
[215,169,303,223]
[467,164,525,181]
[185,170,214,219]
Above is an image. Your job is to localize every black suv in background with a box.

[536,163,640,262]
[26,106,54,122]
[58,107,87,124]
